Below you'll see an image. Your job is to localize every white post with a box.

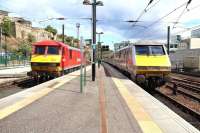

[80,37,84,93]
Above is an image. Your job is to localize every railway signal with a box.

[101,45,109,51]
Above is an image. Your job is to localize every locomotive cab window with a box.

[150,45,165,55]
[135,45,149,55]
[47,46,59,55]
[35,46,45,54]
[136,45,165,55]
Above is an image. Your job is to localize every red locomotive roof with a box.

[33,40,68,47]
[33,40,80,51]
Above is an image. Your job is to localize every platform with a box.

[0,66,31,84]
[0,64,199,133]
[0,66,30,77]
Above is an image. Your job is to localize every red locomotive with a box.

[28,40,81,80]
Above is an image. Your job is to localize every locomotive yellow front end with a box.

[28,41,62,80]
[134,44,171,88]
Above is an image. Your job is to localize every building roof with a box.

[12,17,32,25]
[0,10,9,15]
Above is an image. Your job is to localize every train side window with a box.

[69,49,72,59]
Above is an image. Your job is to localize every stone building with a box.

[32,27,52,41]
[0,10,9,24]
[10,17,52,41]
[11,17,32,39]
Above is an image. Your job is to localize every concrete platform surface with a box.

[103,63,199,133]
[0,64,199,133]
[0,66,142,133]
[0,66,31,76]
[0,66,31,84]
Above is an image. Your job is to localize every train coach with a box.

[28,40,81,80]
[106,41,171,89]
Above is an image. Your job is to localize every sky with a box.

[1,0,200,49]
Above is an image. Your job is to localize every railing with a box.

[0,54,30,68]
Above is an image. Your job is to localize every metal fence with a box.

[0,54,30,68]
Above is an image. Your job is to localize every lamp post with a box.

[83,0,103,81]
[76,23,80,40]
[76,23,80,48]
[96,32,103,68]
[167,26,170,55]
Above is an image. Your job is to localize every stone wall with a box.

[32,27,52,41]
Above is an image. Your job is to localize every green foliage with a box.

[45,25,57,36]
[56,34,79,48]
[17,41,32,56]
[73,38,79,43]
[27,33,36,43]
[65,36,73,45]
[0,17,12,37]
[12,34,34,57]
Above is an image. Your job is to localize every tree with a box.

[0,17,12,37]
[56,34,80,48]
[27,33,36,43]
[17,40,32,57]
[45,25,57,36]
[65,36,73,46]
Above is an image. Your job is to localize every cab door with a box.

[61,47,68,69]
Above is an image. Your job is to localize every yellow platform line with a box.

[0,73,78,120]
[112,78,163,133]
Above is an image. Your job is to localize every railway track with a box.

[155,74,200,122]
[0,77,40,99]
[166,82,200,102]
[155,88,200,120]
[170,76,200,97]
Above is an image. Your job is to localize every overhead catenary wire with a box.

[172,0,193,28]
[133,2,189,38]
[147,2,188,28]
[145,0,161,13]
[144,0,200,40]
[132,0,156,27]
[172,8,187,29]
[172,3,200,24]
